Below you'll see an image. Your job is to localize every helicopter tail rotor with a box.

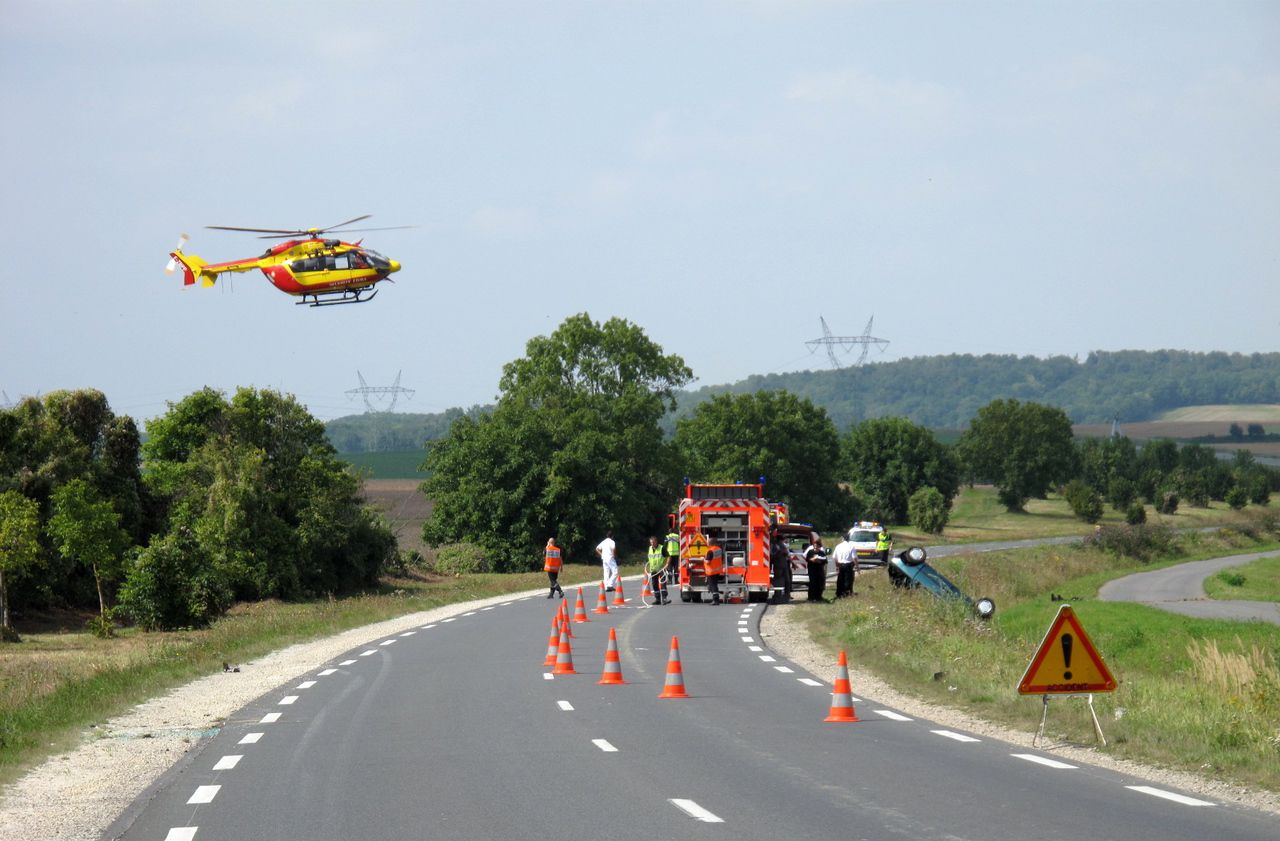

[163,234,190,275]
[166,245,214,288]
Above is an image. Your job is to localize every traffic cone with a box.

[612,579,627,606]
[552,627,577,675]
[572,587,590,623]
[592,584,610,615]
[543,614,560,666]
[597,627,627,685]
[658,636,689,699]
[824,650,860,722]
[641,576,653,602]
[558,599,573,638]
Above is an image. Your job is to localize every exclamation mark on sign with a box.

[1061,633,1074,681]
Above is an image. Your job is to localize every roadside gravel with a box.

[760,601,1279,816]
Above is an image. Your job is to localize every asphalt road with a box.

[1098,550,1280,624]
[110,587,1276,841]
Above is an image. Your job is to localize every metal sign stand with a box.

[1033,694,1107,748]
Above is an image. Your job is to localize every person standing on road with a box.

[770,530,792,603]
[832,533,856,598]
[663,527,681,584]
[703,535,725,605]
[804,534,828,602]
[543,537,565,599]
[646,536,668,605]
[596,530,618,591]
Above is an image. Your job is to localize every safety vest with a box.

[664,532,679,556]
[704,546,724,577]
[647,546,664,572]
[876,533,889,551]
[543,546,562,573]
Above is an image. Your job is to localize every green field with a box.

[1158,404,1280,422]
[1204,555,1280,603]
[337,450,427,479]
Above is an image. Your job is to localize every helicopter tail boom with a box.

[166,249,217,288]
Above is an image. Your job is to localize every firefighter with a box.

[646,536,668,605]
[804,534,828,602]
[769,530,792,602]
[662,527,680,583]
[875,530,891,564]
[543,537,564,599]
[704,535,725,605]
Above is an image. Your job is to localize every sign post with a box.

[1017,604,1117,746]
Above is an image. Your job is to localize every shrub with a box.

[1225,486,1250,511]
[432,542,488,576]
[1125,501,1147,525]
[1156,489,1180,515]
[1108,477,1136,511]
[1063,479,1104,523]
[1091,523,1176,562]
[117,531,232,631]
[1217,571,1247,588]
[907,486,949,534]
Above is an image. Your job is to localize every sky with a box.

[2,1,1277,423]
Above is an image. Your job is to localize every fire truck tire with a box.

[690,592,703,603]
[748,591,766,603]
[679,591,692,603]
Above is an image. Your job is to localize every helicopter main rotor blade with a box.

[207,225,304,234]
[319,214,373,232]
[326,225,416,233]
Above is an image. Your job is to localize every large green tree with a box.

[0,491,41,639]
[840,417,958,523]
[673,391,850,530]
[48,479,129,624]
[423,314,692,568]
[958,399,1077,511]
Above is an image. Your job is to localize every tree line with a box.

[0,388,395,638]
[421,316,1278,570]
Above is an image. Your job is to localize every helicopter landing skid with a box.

[297,287,378,307]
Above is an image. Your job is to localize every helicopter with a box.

[165,215,408,307]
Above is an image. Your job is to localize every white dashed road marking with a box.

[212,755,242,770]
[359,650,376,657]
[422,624,437,629]
[500,601,512,606]
[748,646,763,652]
[774,666,794,673]
[543,673,554,680]
[163,829,197,841]
[187,785,220,804]
[339,659,356,666]
[557,700,574,711]
[741,636,754,643]
[238,733,263,745]
[875,710,913,722]
[671,799,724,823]
[259,713,281,724]
[318,669,337,676]
[463,611,476,616]
[442,618,457,623]
[592,739,618,753]
[1012,753,1076,769]
[481,606,495,611]
[400,631,416,636]
[758,655,776,662]
[1126,786,1214,806]
[279,696,298,705]
[798,678,823,687]
[380,639,396,646]
[931,730,980,743]
[297,681,316,689]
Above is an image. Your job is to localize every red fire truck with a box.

[673,482,778,603]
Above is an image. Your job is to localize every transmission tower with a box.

[345,371,415,413]
[805,316,889,370]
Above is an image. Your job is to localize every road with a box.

[109,588,1276,841]
[1099,550,1280,624]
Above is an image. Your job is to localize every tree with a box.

[48,479,129,628]
[957,399,1077,512]
[1063,479,1104,523]
[1228,423,1244,440]
[840,417,958,523]
[674,391,851,530]
[0,491,41,640]
[907,486,949,534]
[423,314,692,567]
[1246,423,1265,440]
[1225,486,1249,510]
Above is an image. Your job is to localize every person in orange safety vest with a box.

[544,537,565,599]
[703,535,725,606]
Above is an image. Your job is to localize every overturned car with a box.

[887,546,995,620]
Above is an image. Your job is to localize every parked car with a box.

[887,546,995,619]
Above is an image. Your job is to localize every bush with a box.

[1225,486,1249,511]
[117,531,232,631]
[907,486,949,534]
[1125,501,1147,525]
[1156,489,1180,515]
[1091,523,1176,562]
[1108,477,1136,511]
[432,542,489,576]
[1063,479,1104,523]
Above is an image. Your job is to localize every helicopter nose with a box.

[388,260,402,273]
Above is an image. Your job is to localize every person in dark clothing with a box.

[770,531,792,602]
[804,535,828,602]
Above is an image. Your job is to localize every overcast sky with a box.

[2,1,1276,422]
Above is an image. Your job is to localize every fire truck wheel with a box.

[690,592,703,603]
[748,591,766,603]
[679,591,692,603]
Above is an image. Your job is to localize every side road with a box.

[1099,550,1280,624]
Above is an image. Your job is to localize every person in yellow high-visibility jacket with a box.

[543,538,565,599]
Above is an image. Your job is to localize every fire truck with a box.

[673,482,778,603]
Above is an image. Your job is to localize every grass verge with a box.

[1204,555,1280,603]
[794,520,1280,792]
[0,563,614,788]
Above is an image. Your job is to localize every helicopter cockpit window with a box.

[363,249,391,270]
[291,257,322,273]
[348,252,368,269]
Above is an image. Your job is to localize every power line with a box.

[805,315,889,370]
[345,370,415,413]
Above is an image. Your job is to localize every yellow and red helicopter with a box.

[165,215,408,307]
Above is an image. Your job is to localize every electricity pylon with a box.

[345,371,415,413]
[805,316,889,369]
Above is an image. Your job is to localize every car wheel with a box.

[901,546,927,566]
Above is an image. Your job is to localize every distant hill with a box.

[325,350,1280,451]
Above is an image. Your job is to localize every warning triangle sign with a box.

[1017,605,1117,695]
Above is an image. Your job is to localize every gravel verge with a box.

[760,601,1279,816]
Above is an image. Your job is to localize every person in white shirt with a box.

[832,535,857,598]
[595,530,618,591]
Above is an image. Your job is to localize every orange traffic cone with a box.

[592,584,610,615]
[558,599,574,638]
[597,627,627,685]
[612,579,627,606]
[572,587,590,623]
[552,627,577,675]
[824,650,860,722]
[543,614,561,666]
[658,636,689,698]
[641,576,653,602]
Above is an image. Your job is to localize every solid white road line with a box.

[297,681,316,689]
[758,655,776,662]
[380,639,396,646]
[1125,786,1214,806]
[748,645,763,652]
[359,650,376,657]
[874,710,913,722]
[238,733,263,745]
[798,678,823,687]
[931,730,980,743]
[318,669,337,676]
[279,696,298,705]
[212,755,242,770]
[259,713,281,724]
[187,785,220,804]
[557,700,574,711]
[163,829,197,841]
[774,666,794,673]
[339,659,356,666]
[670,799,724,823]
[1011,753,1076,769]
[592,739,618,752]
